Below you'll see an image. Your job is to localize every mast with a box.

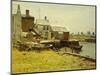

[38,8,40,19]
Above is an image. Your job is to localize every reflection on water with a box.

[80,42,96,59]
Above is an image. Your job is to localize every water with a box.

[79,42,96,59]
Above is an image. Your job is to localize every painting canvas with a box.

[12,0,96,74]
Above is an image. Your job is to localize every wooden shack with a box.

[51,26,69,40]
[22,10,35,32]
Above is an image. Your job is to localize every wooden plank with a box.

[63,52,96,62]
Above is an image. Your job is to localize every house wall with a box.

[63,32,69,40]
[22,17,34,32]
[52,31,59,40]
[12,5,22,45]
[12,13,22,42]
[52,31,69,40]
[36,24,52,40]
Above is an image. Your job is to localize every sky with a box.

[12,1,96,34]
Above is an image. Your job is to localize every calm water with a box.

[79,42,96,59]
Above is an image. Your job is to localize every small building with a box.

[12,5,22,42]
[51,26,69,40]
[35,16,52,40]
[22,10,35,32]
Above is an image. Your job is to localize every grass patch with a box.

[12,48,96,73]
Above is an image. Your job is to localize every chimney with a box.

[44,16,47,20]
[26,10,29,17]
[44,16,49,22]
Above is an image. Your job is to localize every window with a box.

[47,26,49,30]
[43,26,45,30]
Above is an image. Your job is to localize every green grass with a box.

[12,48,96,74]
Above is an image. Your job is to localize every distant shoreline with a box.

[70,35,96,43]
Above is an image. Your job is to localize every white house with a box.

[35,16,52,40]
